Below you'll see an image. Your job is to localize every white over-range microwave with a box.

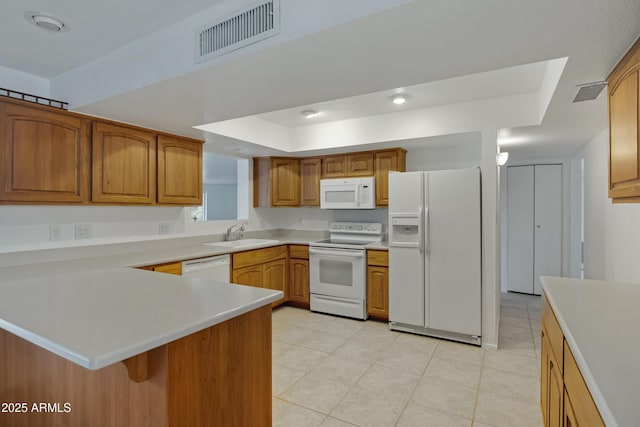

[320,177,375,209]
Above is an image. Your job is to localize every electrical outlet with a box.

[49,224,63,241]
[74,224,92,240]
[158,223,171,235]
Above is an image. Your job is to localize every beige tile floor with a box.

[272,292,543,427]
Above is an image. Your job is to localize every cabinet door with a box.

[347,153,374,177]
[548,351,563,427]
[289,258,309,305]
[374,149,406,206]
[263,259,287,306]
[270,158,300,206]
[367,266,389,320]
[232,265,263,288]
[609,70,640,198]
[563,390,577,427]
[92,122,156,204]
[157,135,202,205]
[322,155,347,178]
[300,158,321,206]
[541,326,550,422]
[0,102,89,203]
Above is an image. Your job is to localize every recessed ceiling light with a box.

[24,12,69,33]
[391,94,407,105]
[301,109,320,118]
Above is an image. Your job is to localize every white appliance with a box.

[320,177,375,209]
[388,168,482,346]
[182,254,230,282]
[309,222,383,319]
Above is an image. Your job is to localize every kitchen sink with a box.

[202,239,280,248]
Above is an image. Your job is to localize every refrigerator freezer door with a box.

[426,168,482,336]
[388,172,425,327]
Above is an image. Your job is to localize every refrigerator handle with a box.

[423,207,429,253]
[418,206,424,254]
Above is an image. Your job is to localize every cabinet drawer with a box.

[289,244,309,259]
[542,293,563,372]
[232,245,287,269]
[367,250,388,267]
[563,341,605,427]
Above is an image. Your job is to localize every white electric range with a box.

[309,222,383,319]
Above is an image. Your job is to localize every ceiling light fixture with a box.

[24,12,69,32]
[497,151,509,166]
[301,109,320,119]
[391,94,407,105]
[498,128,511,139]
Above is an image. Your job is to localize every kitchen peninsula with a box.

[0,266,281,427]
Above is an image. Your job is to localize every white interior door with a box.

[533,165,562,294]
[506,166,535,293]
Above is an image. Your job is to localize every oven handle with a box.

[309,247,365,258]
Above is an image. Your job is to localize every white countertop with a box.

[0,267,281,370]
[541,276,640,427]
[0,230,386,370]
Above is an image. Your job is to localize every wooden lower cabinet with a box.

[366,250,389,321]
[263,259,287,306]
[288,245,310,308]
[232,246,288,307]
[138,261,182,275]
[541,295,604,427]
[232,264,263,287]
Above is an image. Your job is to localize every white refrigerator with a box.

[388,168,482,345]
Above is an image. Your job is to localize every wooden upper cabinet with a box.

[322,155,347,178]
[322,153,374,178]
[92,122,156,204]
[253,157,300,207]
[608,36,640,201]
[347,153,374,176]
[375,148,407,206]
[157,135,203,205]
[300,158,321,206]
[0,101,89,203]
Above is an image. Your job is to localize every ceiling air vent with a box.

[572,81,607,102]
[196,0,280,63]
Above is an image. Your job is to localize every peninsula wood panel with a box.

[0,305,273,426]
[92,122,156,204]
[300,158,321,206]
[0,101,89,203]
[608,36,640,200]
[157,135,202,205]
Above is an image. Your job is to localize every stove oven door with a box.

[309,246,366,300]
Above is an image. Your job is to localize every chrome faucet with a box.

[225,221,248,241]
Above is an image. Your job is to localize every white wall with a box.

[0,65,49,98]
[581,129,640,283]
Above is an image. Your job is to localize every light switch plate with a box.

[74,224,92,240]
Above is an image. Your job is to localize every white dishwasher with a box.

[182,254,230,282]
